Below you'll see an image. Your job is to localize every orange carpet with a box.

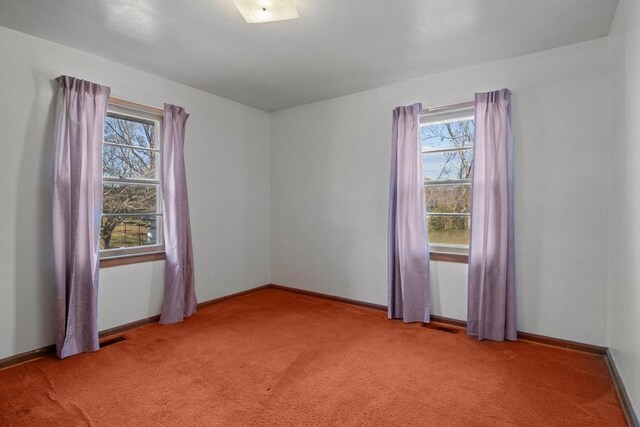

[0,288,626,426]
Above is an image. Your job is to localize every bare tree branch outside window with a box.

[101,114,160,250]
[421,119,475,247]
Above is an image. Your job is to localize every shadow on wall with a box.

[510,92,541,333]
[13,73,57,354]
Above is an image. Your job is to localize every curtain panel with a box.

[53,75,110,358]
[388,103,431,323]
[467,88,516,341]
[159,104,197,324]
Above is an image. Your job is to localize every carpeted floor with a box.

[0,288,626,426]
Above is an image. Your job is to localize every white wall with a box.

[0,26,271,360]
[270,38,611,346]
[608,0,640,416]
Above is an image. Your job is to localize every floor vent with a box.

[423,323,459,334]
[100,336,127,348]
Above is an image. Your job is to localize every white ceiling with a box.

[0,0,619,111]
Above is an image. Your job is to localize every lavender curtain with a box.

[388,103,431,323]
[467,89,516,341]
[159,104,197,324]
[53,76,110,358]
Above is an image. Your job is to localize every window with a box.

[420,102,475,254]
[100,103,164,259]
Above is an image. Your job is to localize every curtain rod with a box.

[420,100,474,116]
[109,96,164,116]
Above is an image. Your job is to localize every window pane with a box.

[421,120,474,151]
[425,185,471,214]
[422,150,473,182]
[100,215,161,250]
[105,114,156,149]
[427,215,470,247]
[103,145,156,180]
[103,184,158,214]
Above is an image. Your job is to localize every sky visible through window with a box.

[421,119,474,250]
[421,120,474,182]
[100,113,161,252]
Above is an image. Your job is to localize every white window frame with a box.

[100,102,164,259]
[420,101,475,255]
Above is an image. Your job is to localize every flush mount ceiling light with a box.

[232,0,299,23]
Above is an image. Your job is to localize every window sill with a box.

[100,252,166,268]
[429,252,468,264]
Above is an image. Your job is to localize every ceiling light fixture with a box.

[232,0,299,24]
